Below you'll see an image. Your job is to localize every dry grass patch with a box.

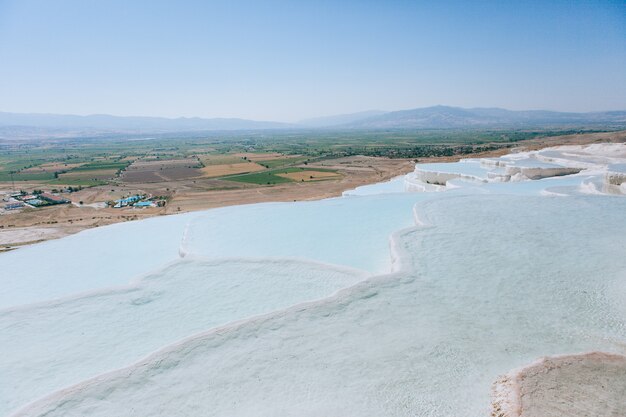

[201,162,266,177]
[276,170,341,182]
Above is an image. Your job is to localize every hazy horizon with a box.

[2,104,626,125]
[1,0,625,122]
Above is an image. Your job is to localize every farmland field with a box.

[59,169,118,181]
[198,154,245,166]
[222,170,294,185]
[21,162,85,173]
[200,162,265,178]
[255,156,309,169]
[276,170,341,181]
[224,167,340,185]
[72,162,129,171]
[122,158,202,183]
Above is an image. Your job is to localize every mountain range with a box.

[0,112,289,132]
[341,106,626,129]
[1,106,625,133]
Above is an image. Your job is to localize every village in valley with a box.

[1,187,165,215]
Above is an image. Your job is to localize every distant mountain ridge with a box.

[0,112,290,131]
[1,106,625,133]
[341,106,626,129]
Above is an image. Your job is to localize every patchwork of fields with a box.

[122,158,203,183]
[3,128,620,193]
[201,162,265,178]
[0,143,342,191]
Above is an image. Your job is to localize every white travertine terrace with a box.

[404,143,626,193]
[408,167,481,187]
[502,165,581,180]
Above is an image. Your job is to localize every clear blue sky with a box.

[0,0,624,121]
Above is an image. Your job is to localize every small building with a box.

[113,195,143,208]
[25,198,45,206]
[4,201,25,210]
[40,193,70,204]
[135,201,156,208]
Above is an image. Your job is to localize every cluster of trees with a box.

[20,186,81,195]
[321,144,508,159]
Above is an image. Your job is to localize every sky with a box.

[0,0,624,122]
